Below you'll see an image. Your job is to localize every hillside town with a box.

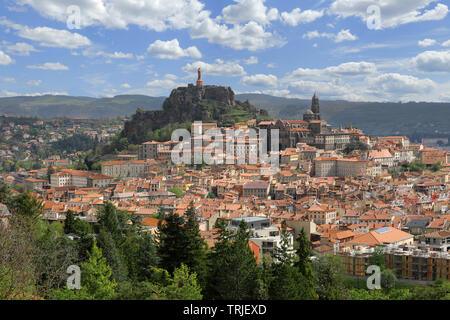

[2,90,449,285]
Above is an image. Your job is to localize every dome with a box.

[305,109,313,114]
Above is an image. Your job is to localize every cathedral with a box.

[261,93,361,151]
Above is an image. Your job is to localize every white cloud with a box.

[144,79,185,95]
[0,18,91,49]
[244,56,258,64]
[182,60,246,77]
[412,50,450,72]
[241,74,278,88]
[164,74,178,80]
[418,38,437,47]
[303,29,357,43]
[5,42,38,56]
[190,19,285,51]
[26,80,42,86]
[1,77,16,83]
[221,0,279,25]
[328,0,449,29]
[281,8,324,26]
[367,73,436,95]
[334,29,358,43]
[82,49,134,60]
[0,50,13,65]
[27,62,69,70]
[287,61,377,80]
[147,39,201,59]
[104,52,134,59]
[0,90,68,97]
[12,0,207,31]
[10,1,284,51]
[288,80,361,100]
[121,83,131,89]
[442,40,450,47]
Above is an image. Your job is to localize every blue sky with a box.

[0,0,449,102]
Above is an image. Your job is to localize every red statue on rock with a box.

[196,67,203,87]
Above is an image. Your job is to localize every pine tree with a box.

[79,242,117,300]
[183,203,208,289]
[157,212,189,274]
[166,264,203,300]
[97,229,128,283]
[64,210,76,234]
[313,254,346,300]
[293,227,317,299]
[206,219,260,300]
[269,229,317,300]
[136,232,160,282]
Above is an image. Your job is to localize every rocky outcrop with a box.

[121,84,269,144]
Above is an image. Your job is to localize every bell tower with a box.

[311,92,320,116]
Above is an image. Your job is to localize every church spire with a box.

[311,92,320,116]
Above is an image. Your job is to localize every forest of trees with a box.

[0,185,448,300]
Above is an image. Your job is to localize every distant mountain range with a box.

[0,93,449,138]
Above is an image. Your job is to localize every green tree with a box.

[294,228,317,299]
[169,187,183,198]
[369,246,386,271]
[313,255,346,300]
[183,203,208,288]
[136,232,160,282]
[205,219,260,300]
[73,242,117,300]
[9,192,44,223]
[269,230,317,300]
[157,212,189,274]
[381,269,397,291]
[97,229,128,283]
[166,264,203,300]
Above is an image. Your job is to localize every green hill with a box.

[0,94,164,118]
[0,93,449,139]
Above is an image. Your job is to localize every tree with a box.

[157,212,189,274]
[269,229,317,300]
[205,219,260,300]
[293,228,317,299]
[169,187,183,198]
[411,278,450,300]
[381,269,397,292]
[431,162,443,172]
[157,204,208,289]
[63,210,92,236]
[136,232,160,282]
[183,203,208,289]
[58,242,117,300]
[46,165,55,182]
[369,246,386,271]
[166,264,203,300]
[313,255,346,300]
[9,192,44,224]
[0,215,37,299]
[97,229,128,283]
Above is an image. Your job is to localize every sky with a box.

[0,0,449,102]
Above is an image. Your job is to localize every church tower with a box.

[311,92,320,116]
[303,92,321,122]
